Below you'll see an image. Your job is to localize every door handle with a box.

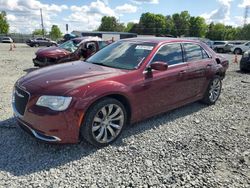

[179,70,186,76]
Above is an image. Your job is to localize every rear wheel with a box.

[217,48,224,53]
[80,98,127,147]
[234,48,242,55]
[201,76,222,105]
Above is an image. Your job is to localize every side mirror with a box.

[150,61,168,71]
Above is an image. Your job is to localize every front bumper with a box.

[12,91,81,144]
[16,117,61,142]
[33,58,56,67]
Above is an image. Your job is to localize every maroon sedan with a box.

[12,38,229,146]
[33,37,109,67]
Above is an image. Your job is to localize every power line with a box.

[244,5,249,26]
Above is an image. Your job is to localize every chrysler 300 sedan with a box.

[12,38,229,147]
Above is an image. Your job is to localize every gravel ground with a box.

[0,43,249,187]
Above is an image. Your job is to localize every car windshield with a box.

[59,40,81,52]
[86,41,155,70]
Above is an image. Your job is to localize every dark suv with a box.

[26,37,57,47]
[13,38,229,146]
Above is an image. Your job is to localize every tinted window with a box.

[183,43,205,61]
[214,42,226,45]
[98,41,108,49]
[152,43,183,66]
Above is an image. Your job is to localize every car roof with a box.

[121,37,203,44]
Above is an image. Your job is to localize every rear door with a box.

[135,43,191,117]
[182,43,213,97]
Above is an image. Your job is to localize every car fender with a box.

[72,80,133,114]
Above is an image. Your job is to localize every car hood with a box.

[17,61,127,95]
[36,47,70,58]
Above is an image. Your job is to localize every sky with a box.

[0,0,250,34]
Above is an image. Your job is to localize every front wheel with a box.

[201,76,222,105]
[80,98,127,147]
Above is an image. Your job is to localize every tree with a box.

[0,11,9,34]
[32,29,46,36]
[139,12,166,35]
[98,16,125,32]
[189,16,207,37]
[238,24,250,40]
[172,11,190,36]
[206,23,226,40]
[125,22,136,32]
[165,15,175,35]
[49,25,62,40]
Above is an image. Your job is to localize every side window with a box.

[245,42,250,46]
[152,43,183,66]
[183,43,204,61]
[201,48,210,59]
[98,41,108,49]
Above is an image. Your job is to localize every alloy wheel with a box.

[209,78,221,102]
[91,104,124,144]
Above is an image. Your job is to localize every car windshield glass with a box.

[86,41,155,70]
[59,40,81,52]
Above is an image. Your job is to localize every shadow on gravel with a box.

[235,70,250,75]
[23,67,39,73]
[0,102,207,176]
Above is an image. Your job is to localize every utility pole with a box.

[244,5,249,26]
[40,8,45,37]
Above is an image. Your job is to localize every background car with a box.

[230,41,250,54]
[26,37,57,47]
[13,38,229,147]
[1,37,13,43]
[213,41,233,53]
[240,50,250,71]
[33,37,109,67]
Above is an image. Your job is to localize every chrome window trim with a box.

[16,117,61,142]
[144,42,185,70]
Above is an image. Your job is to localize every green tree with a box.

[98,16,124,31]
[32,29,46,36]
[238,24,250,40]
[0,11,9,34]
[139,12,166,35]
[49,25,62,40]
[206,22,226,40]
[223,26,240,40]
[165,15,175,35]
[125,22,135,32]
[189,16,207,37]
[172,11,191,36]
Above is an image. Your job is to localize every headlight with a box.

[243,51,249,58]
[36,95,72,111]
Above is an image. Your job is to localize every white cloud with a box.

[0,0,68,33]
[201,0,232,24]
[238,0,250,8]
[115,4,137,13]
[131,0,159,4]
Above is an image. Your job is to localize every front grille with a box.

[14,86,29,116]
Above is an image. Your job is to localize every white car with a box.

[231,41,250,54]
[1,37,13,43]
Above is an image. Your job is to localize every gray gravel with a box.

[0,43,249,187]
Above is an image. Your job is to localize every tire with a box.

[80,98,127,147]
[234,48,242,55]
[217,48,224,53]
[201,75,222,105]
